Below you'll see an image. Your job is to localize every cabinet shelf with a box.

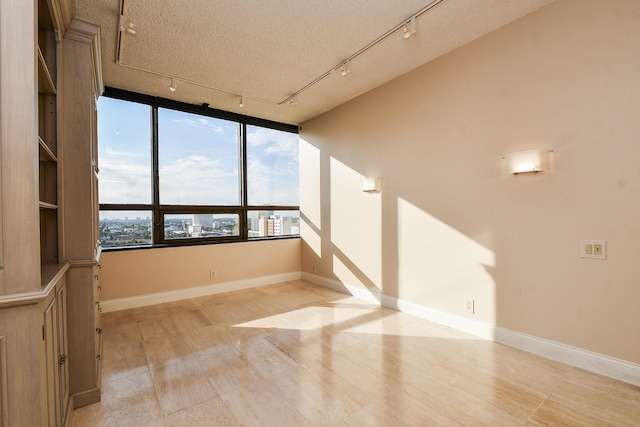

[38,46,56,95]
[39,201,58,210]
[39,137,58,162]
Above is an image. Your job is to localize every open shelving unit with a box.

[38,0,61,269]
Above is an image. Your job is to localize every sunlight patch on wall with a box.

[299,139,321,228]
[397,198,496,323]
[301,220,322,258]
[330,157,382,288]
[300,139,322,257]
[332,255,380,303]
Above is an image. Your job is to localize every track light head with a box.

[340,60,351,76]
[169,77,177,92]
[239,96,245,108]
[403,16,417,39]
[290,96,298,105]
[119,15,137,35]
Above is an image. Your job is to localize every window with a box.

[164,213,240,240]
[98,97,152,204]
[97,88,299,249]
[158,109,240,206]
[246,125,299,206]
[247,210,300,238]
[99,211,152,247]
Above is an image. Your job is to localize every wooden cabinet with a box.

[0,0,101,425]
[62,17,104,408]
[42,273,71,427]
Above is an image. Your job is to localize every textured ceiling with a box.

[75,0,555,125]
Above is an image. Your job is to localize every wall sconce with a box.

[362,177,382,193]
[502,149,553,175]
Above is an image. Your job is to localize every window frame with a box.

[99,87,300,249]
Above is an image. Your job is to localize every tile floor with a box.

[71,280,640,426]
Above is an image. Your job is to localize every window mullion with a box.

[240,121,248,240]
[152,104,162,244]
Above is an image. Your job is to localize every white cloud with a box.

[247,127,299,158]
[159,155,239,205]
[247,157,299,205]
[99,160,151,204]
[170,116,226,134]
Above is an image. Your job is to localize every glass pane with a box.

[97,98,152,204]
[99,211,152,247]
[158,109,240,205]
[247,210,300,238]
[164,213,240,240]
[246,126,299,206]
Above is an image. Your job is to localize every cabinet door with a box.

[94,264,102,373]
[43,296,58,427]
[56,283,69,421]
[43,280,69,427]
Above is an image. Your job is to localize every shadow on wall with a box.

[300,137,497,325]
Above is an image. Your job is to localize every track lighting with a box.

[119,15,137,35]
[340,60,351,76]
[116,0,444,107]
[403,16,417,39]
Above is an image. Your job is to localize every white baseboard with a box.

[301,272,640,387]
[494,327,640,387]
[100,272,301,313]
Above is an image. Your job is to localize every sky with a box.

[97,97,299,219]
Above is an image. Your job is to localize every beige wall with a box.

[99,239,301,300]
[300,0,640,364]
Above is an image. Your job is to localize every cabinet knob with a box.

[95,274,99,280]
[58,354,68,365]
[98,285,102,291]
[96,354,101,361]
[96,328,102,334]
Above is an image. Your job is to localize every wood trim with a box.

[0,0,3,274]
[65,18,103,96]
[67,259,98,268]
[62,395,73,427]
[0,336,7,427]
[59,0,74,33]
[72,387,100,409]
[46,0,66,39]
[0,263,69,309]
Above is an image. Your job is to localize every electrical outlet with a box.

[581,240,606,259]
[210,269,217,279]
[464,299,475,314]
[311,265,317,273]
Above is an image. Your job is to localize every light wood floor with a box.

[71,280,640,426]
